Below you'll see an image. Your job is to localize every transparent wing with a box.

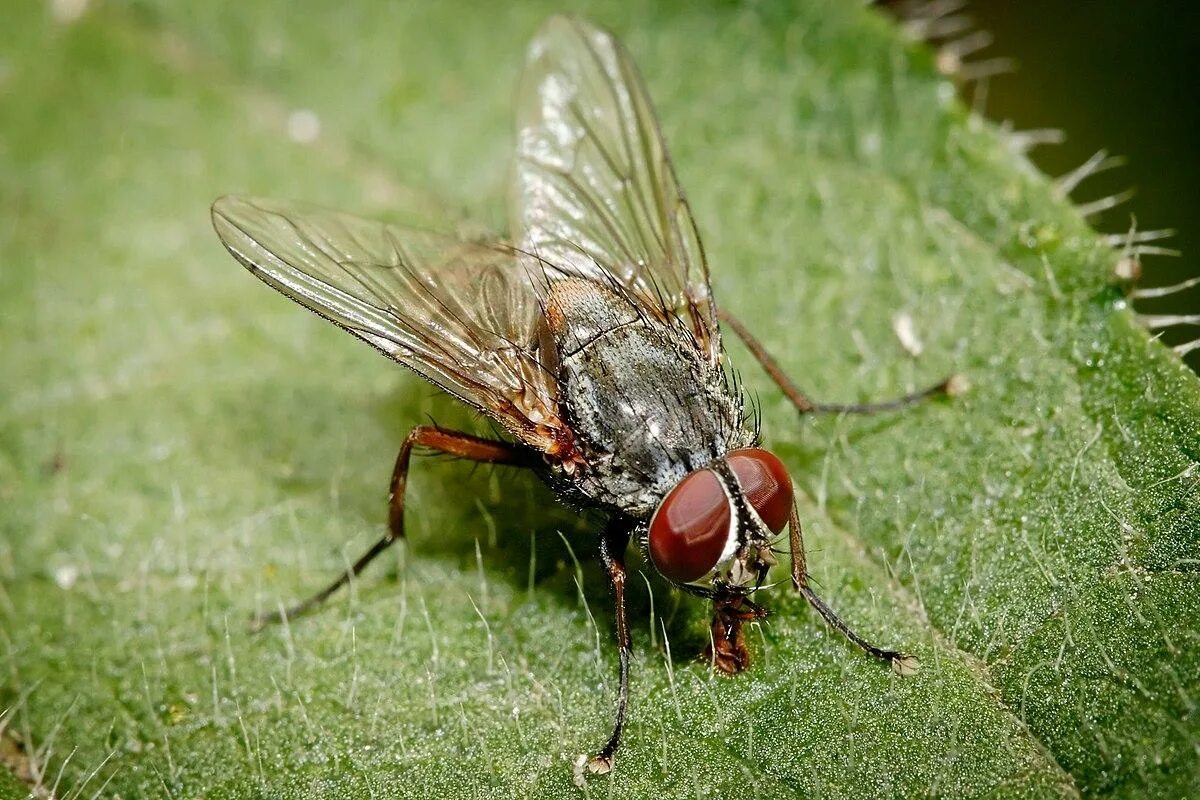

[211,195,568,452]
[511,15,720,363]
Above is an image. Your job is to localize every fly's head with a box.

[643,448,794,671]
[646,448,792,590]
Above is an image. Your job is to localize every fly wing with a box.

[512,15,720,364]
[211,195,567,452]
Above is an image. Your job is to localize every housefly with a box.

[211,15,955,779]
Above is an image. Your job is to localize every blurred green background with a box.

[970,0,1200,361]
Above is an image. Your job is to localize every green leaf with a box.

[0,769,25,800]
[2,1,1197,798]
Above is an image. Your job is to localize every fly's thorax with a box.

[544,278,750,516]
[544,277,640,354]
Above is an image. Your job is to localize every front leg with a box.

[576,515,635,781]
[786,500,919,675]
[718,307,962,414]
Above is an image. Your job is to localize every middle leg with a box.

[719,307,959,414]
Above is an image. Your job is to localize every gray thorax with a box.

[546,278,750,517]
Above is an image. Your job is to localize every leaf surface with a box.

[1,2,1197,798]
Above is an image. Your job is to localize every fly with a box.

[211,15,958,780]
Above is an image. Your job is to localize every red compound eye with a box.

[727,448,793,533]
[648,469,731,583]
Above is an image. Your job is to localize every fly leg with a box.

[577,516,635,781]
[786,501,919,675]
[252,425,531,629]
[718,308,961,414]
[721,308,923,670]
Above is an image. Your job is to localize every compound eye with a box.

[727,448,793,533]
[648,469,731,583]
